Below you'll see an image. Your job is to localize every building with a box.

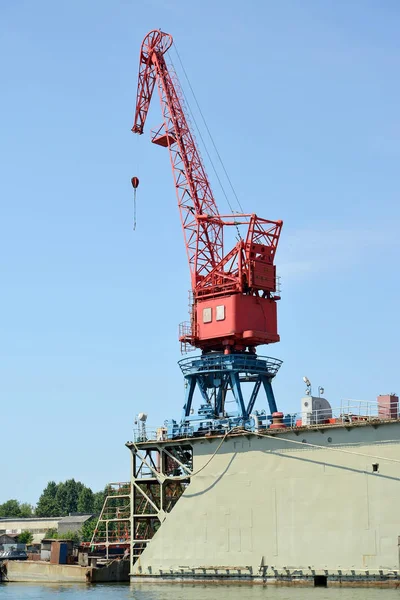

[0,533,20,546]
[0,533,27,552]
[40,538,74,561]
[58,515,94,535]
[0,515,93,544]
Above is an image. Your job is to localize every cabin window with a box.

[203,308,212,323]
[216,305,225,321]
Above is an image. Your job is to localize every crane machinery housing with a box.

[132,29,284,435]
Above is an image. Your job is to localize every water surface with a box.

[0,583,399,599]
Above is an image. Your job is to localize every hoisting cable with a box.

[133,189,137,231]
[169,55,242,241]
[168,57,236,216]
[131,176,139,231]
[174,43,244,214]
[131,130,140,231]
[251,430,400,465]
[132,426,400,489]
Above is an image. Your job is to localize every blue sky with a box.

[1,0,399,504]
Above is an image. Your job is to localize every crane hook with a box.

[131,177,139,230]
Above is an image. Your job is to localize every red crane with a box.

[132,30,283,355]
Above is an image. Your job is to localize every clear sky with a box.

[1,0,399,505]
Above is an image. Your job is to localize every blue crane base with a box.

[165,353,283,438]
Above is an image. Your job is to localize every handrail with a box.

[132,399,398,443]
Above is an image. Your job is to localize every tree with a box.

[0,499,21,518]
[54,482,67,515]
[77,487,94,514]
[19,503,34,518]
[80,518,97,542]
[36,480,100,517]
[44,528,58,539]
[57,529,80,544]
[55,479,83,516]
[18,531,33,545]
[44,529,80,544]
[93,489,106,514]
[0,500,33,518]
[36,481,60,517]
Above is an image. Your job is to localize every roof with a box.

[0,517,61,523]
[0,514,93,524]
[41,538,74,543]
[59,515,93,524]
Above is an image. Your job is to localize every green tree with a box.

[59,529,80,544]
[77,487,94,514]
[36,481,60,517]
[54,482,67,515]
[44,527,58,539]
[19,503,34,518]
[80,518,97,542]
[55,479,83,516]
[0,499,21,518]
[93,489,106,514]
[18,531,34,545]
[44,529,80,544]
[36,480,99,517]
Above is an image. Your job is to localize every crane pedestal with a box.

[165,354,283,438]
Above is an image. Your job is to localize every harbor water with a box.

[0,584,400,599]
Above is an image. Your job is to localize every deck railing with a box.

[132,400,398,443]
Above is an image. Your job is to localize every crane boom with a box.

[132,29,223,287]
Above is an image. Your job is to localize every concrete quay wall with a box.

[131,421,400,583]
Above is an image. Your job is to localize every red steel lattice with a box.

[132,30,283,352]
